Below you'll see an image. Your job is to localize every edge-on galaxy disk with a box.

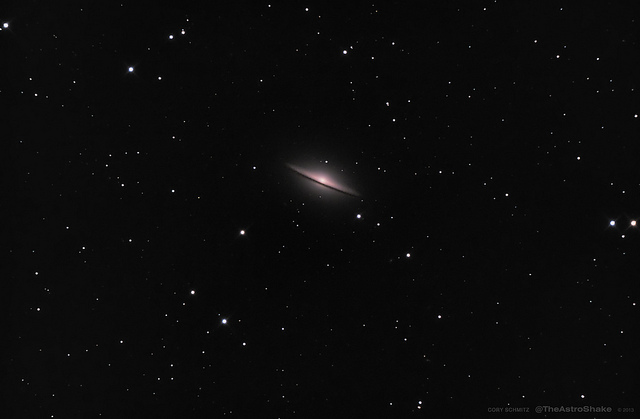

[286,163,360,197]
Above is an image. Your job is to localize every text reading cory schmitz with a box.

[487,407,529,413]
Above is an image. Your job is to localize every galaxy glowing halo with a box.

[286,163,360,197]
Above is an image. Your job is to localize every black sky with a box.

[4,1,640,417]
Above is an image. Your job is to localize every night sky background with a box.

[4,1,640,417]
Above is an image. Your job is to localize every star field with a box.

[4,2,640,417]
